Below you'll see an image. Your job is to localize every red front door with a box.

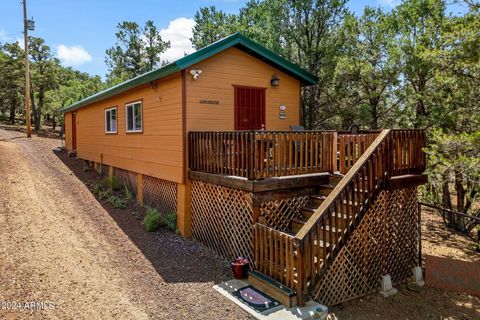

[72,112,77,150]
[234,86,266,130]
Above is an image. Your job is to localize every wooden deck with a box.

[188,129,427,306]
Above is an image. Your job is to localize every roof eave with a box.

[61,33,318,114]
[60,63,181,113]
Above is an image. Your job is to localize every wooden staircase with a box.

[249,129,427,307]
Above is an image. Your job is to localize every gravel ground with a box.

[1,127,479,320]
[328,198,480,319]
[0,128,251,320]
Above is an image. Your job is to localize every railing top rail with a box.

[295,129,391,240]
[391,129,426,132]
[419,202,480,222]
[188,130,338,134]
[255,223,298,238]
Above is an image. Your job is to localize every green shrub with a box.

[103,176,121,191]
[162,212,177,232]
[98,188,112,200]
[107,195,127,209]
[123,182,133,203]
[143,206,161,232]
[91,183,103,195]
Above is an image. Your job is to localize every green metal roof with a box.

[61,33,318,113]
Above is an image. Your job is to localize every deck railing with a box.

[252,129,426,306]
[337,132,379,174]
[188,131,337,180]
[254,224,298,289]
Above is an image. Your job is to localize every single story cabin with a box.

[62,33,427,307]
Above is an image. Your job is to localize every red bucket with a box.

[231,257,249,279]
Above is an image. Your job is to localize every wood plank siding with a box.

[65,73,184,183]
[64,112,72,151]
[186,47,301,131]
[63,47,302,183]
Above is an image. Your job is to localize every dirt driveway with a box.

[0,128,250,320]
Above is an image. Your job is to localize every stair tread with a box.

[301,205,317,212]
[319,184,335,189]
[249,271,296,297]
[291,217,308,224]
[310,194,327,201]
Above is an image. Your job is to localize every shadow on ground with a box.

[54,149,233,285]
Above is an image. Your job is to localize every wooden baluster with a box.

[345,185,351,227]
[310,231,315,280]
[316,223,322,270]
[323,214,329,255]
[339,135,345,174]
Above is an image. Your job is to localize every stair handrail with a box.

[295,129,391,241]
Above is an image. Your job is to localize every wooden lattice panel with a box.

[260,196,310,231]
[314,187,418,306]
[142,175,177,214]
[114,167,138,195]
[191,180,254,264]
[386,187,419,284]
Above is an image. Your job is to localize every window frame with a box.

[104,106,118,134]
[125,100,143,133]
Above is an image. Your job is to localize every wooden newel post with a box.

[331,132,338,173]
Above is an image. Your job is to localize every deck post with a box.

[177,180,192,238]
[108,165,113,180]
[331,132,338,172]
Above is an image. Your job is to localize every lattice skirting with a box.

[191,180,255,264]
[142,175,177,214]
[314,187,419,306]
[90,162,178,216]
[114,167,138,195]
[191,180,312,264]
[259,196,310,232]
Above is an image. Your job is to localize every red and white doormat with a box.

[425,254,480,296]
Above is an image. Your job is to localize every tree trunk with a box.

[415,75,427,128]
[52,115,56,130]
[35,91,44,131]
[369,96,379,129]
[454,169,465,230]
[9,98,16,125]
[442,171,452,210]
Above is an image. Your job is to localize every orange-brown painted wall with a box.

[64,112,72,151]
[63,48,303,184]
[186,47,301,131]
[64,73,184,183]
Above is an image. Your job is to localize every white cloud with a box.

[0,29,9,41]
[378,0,400,7]
[56,44,92,66]
[159,17,196,63]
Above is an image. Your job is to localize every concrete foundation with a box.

[413,266,425,286]
[379,274,398,297]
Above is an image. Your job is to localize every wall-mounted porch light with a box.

[271,74,280,87]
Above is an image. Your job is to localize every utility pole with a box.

[23,0,31,138]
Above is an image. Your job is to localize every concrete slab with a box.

[213,279,328,320]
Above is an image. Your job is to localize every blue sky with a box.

[0,0,468,78]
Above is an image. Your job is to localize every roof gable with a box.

[61,33,317,113]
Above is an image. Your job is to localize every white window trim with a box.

[125,100,143,133]
[105,107,117,134]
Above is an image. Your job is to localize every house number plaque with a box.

[200,99,219,105]
[279,104,287,119]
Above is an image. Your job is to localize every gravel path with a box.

[0,128,250,320]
